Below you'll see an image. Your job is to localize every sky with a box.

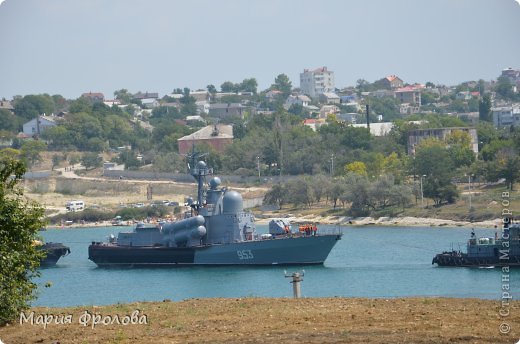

[0,0,519,100]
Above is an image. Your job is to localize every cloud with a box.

[516,0,520,5]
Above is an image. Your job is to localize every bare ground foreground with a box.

[0,298,519,343]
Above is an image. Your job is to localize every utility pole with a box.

[420,175,426,207]
[330,153,335,176]
[256,156,260,180]
[468,174,472,210]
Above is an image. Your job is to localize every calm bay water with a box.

[35,225,519,307]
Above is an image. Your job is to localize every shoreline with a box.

[255,215,501,228]
[45,216,502,230]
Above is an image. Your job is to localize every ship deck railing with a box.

[262,227,343,240]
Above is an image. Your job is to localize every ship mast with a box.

[185,145,209,211]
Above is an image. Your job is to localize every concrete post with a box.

[285,271,304,298]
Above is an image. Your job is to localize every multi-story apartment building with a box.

[394,85,422,106]
[492,105,520,128]
[300,66,335,99]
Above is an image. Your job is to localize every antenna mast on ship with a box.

[185,145,209,211]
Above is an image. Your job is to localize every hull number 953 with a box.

[237,249,254,260]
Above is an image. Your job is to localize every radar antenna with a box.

[184,145,210,211]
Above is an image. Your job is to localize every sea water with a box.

[35,225,519,307]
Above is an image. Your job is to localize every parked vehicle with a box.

[66,200,84,212]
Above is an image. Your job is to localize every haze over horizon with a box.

[0,0,519,99]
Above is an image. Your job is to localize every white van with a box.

[66,200,85,212]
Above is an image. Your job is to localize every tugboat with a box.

[88,151,342,267]
[36,241,71,267]
[432,220,520,267]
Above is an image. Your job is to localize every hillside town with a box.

[2,66,519,153]
[0,66,519,220]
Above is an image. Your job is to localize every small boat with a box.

[111,216,126,226]
[35,241,71,267]
[432,220,520,267]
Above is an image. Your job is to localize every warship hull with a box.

[89,234,341,267]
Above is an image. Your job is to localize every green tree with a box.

[415,139,459,205]
[68,155,80,167]
[445,130,475,167]
[68,97,92,114]
[13,94,55,120]
[0,109,21,132]
[344,161,367,176]
[478,94,492,122]
[80,152,102,170]
[342,173,371,215]
[263,183,286,210]
[51,94,67,112]
[20,140,47,169]
[152,152,185,173]
[51,154,61,171]
[0,158,45,325]
[311,174,331,203]
[285,177,315,208]
[118,150,141,170]
[40,126,73,150]
[206,84,217,99]
[240,78,258,94]
[366,96,400,120]
[113,89,132,104]
[220,81,236,92]
[420,91,437,105]
[327,177,346,209]
[480,139,512,161]
[150,106,182,124]
[271,74,292,96]
[494,148,520,190]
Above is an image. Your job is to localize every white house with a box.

[352,122,394,136]
[284,94,311,109]
[319,92,340,104]
[141,98,159,109]
[22,116,57,136]
[195,101,210,114]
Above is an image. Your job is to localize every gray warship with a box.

[88,151,342,266]
[432,219,520,267]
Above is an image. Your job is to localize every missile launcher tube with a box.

[162,215,205,234]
